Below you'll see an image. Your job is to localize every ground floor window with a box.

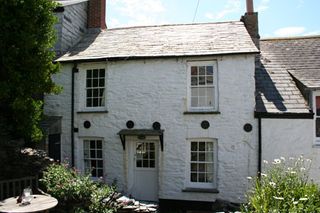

[188,139,217,188]
[84,139,103,177]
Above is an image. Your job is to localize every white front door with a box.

[129,141,158,201]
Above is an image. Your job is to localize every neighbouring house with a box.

[43,0,320,208]
[256,36,320,181]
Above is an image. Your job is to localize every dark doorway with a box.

[48,134,61,162]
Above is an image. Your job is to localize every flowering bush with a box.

[242,156,320,212]
[40,163,117,213]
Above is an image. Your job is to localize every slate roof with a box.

[57,21,258,62]
[255,36,320,113]
[55,0,88,7]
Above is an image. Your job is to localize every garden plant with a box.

[242,156,320,212]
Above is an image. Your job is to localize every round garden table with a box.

[0,194,58,213]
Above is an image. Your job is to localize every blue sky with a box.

[106,0,320,38]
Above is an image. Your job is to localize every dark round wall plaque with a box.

[201,120,210,129]
[126,120,134,129]
[152,122,161,130]
[84,121,91,129]
[244,123,253,132]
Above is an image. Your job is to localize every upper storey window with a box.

[86,69,105,107]
[188,61,218,112]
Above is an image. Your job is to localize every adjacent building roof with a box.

[57,21,258,62]
[255,36,320,114]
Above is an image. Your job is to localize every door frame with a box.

[126,136,160,201]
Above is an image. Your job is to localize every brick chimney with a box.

[88,0,106,29]
[241,0,260,49]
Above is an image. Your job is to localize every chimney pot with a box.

[246,0,254,14]
[88,0,106,29]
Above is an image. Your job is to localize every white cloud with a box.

[256,0,270,12]
[108,0,166,27]
[274,27,306,37]
[205,0,241,20]
[303,31,320,36]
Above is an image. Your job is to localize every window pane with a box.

[90,150,96,158]
[207,88,214,106]
[90,140,96,148]
[206,142,213,151]
[84,141,89,149]
[97,169,103,177]
[191,88,198,97]
[149,143,155,150]
[86,98,92,107]
[84,150,89,158]
[199,66,205,75]
[93,98,98,106]
[87,79,92,87]
[206,66,213,75]
[87,89,92,98]
[198,163,205,172]
[199,142,205,151]
[199,76,205,85]
[206,152,213,161]
[99,69,105,77]
[97,160,103,168]
[93,79,98,87]
[97,150,102,158]
[316,118,320,137]
[143,160,148,167]
[191,152,197,161]
[97,141,102,149]
[199,153,205,161]
[91,160,96,167]
[198,88,206,97]
[191,142,198,151]
[206,76,213,85]
[317,96,320,116]
[198,97,206,107]
[206,163,213,173]
[99,79,105,87]
[87,70,92,78]
[206,173,213,183]
[198,173,205,182]
[93,69,98,78]
[93,89,99,97]
[191,163,197,172]
[136,160,142,167]
[191,66,198,75]
[149,151,155,160]
[191,97,198,107]
[191,77,198,86]
[150,160,155,168]
[191,173,197,182]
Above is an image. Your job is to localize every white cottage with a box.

[43,0,320,210]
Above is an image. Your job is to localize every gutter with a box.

[258,117,262,176]
[71,63,78,167]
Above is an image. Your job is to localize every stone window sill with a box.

[77,110,109,114]
[182,188,219,193]
[183,111,221,115]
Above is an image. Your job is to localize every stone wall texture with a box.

[45,55,258,203]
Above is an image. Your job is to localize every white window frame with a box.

[313,91,320,144]
[83,139,104,178]
[78,63,107,112]
[187,61,218,112]
[186,138,218,189]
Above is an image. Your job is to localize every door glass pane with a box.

[136,142,156,168]
[317,96,320,116]
[316,118,320,137]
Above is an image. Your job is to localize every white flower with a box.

[273,196,284,200]
[287,167,293,171]
[261,173,267,177]
[273,159,281,164]
[299,197,308,201]
[300,167,306,171]
[289,157,295,160]
[269,182,276,187]
[290,171,297,174]
[247,177,253,180]
[263,160,269,164]
[280,156,285,161]
[293,201,299,205]
[306,158,312,162]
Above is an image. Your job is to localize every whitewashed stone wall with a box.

[45,55,258,203]
[54,2,87,57]
[261,119,320,183]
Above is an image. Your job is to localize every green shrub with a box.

[40,163,117,213]
[242,156,320,213]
